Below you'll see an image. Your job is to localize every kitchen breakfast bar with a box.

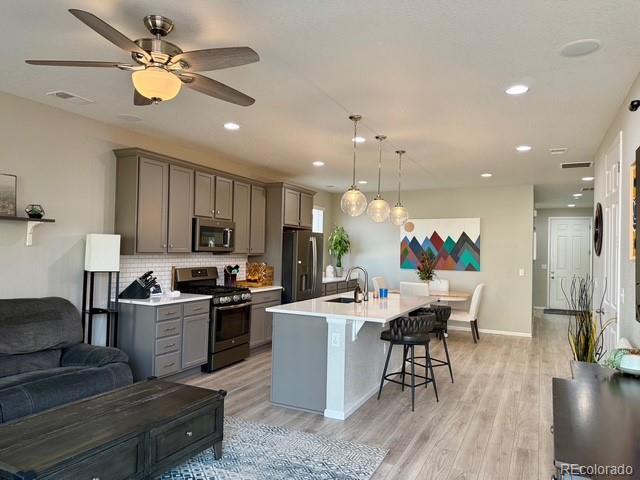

[266,292,433,420]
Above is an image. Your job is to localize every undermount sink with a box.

[325,297,357,304]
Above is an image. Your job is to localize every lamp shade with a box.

[131,67,181,102]
[85,234,121,272]
[341,188,368,216]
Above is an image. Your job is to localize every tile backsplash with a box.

[118,253,248,293]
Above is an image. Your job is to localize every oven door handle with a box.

[215,301,251,311]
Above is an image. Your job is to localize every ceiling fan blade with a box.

[26,60,127,68]
[172,47,259,72]
[179,73,255,106]
[68,9,150,60]
[134,89,154,106]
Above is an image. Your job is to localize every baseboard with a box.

[324,382,386,420]
[447,325,532,338]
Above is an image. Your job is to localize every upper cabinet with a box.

[194,172,215,218]
[250,185,266,255]
[136,158,169,253]
[167,165,194,253]
[282,186,314,229]
[215,176,233,220]
[233,181,251,254]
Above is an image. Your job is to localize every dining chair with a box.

[372,276,389,292]
[450,283,484,343]
[428,279,450,294]
[400,281,430,297]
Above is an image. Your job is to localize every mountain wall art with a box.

[400,218,481,271]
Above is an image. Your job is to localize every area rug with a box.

[159,416,388,480]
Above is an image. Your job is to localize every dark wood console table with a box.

[552,361,640,479]
[0,380,226,479]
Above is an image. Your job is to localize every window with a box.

[312,208,324,233]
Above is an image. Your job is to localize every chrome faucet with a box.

[345,266,369,301]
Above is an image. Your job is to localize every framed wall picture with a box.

[0,174,17,216]
[631,162,636,260]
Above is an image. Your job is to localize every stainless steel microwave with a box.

[192,218,234,253]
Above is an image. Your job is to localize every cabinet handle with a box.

[164,326,177,331]
[165,362,175,368]
[165,343,176,348]
[185,431,193,437]
[162,244,167,249]
[169,244,174,248]
[92,477,101,480]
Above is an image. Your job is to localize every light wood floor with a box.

[183,314,572,480]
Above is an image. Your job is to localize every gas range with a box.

[174,267,251,306]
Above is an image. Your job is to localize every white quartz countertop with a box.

[116,293,212,306]
[266,293,434,324]
[249,285,283,293]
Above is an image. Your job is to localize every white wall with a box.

[533,208,592,308]
[0,92,281,308]
[593,73,640,345]
[331,185,534,335]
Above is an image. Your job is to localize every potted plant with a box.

[328,226,351,276]
[416,250,437,283]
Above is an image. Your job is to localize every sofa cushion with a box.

[0,363,133,424]
[0,350,62,378]
[61,343,128,367]
[0,298,83,355]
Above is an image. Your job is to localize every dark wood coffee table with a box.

[0,379,226,479]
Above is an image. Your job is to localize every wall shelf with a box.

[0,215,56,246]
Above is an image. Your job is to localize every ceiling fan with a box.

[26,9,259,106]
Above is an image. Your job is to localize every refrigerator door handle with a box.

[310,236,318,293]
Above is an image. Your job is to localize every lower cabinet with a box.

[322,279,358,296]
[250,290,281,347]
[118,300,210,381]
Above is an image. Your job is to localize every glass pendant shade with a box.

[367,195,390,222]
[389,203,409,226]
[341,187,368,216]
[132,67,181,101]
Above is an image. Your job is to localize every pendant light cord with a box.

[375,135,387,197]
[396,150,405,204]
[351,119,358,188]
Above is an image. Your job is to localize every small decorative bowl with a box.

[25,204,45,219]
[618,354,640,376]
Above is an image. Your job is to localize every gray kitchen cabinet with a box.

[215,176,233,220]
[181,313,209,369]
[299,192,313,229]
[249,185,266,255]
[233,181,251,254]
[118,299,210,381]
[283,188,301,227]
[194,171,215,217]
[168,165,194,253]
[136,157,169,253]
[250,289,281,347]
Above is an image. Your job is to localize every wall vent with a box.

[46,90,94,105]
[581,186,595,192]
[560,161,593,169]
[549,147,568,155]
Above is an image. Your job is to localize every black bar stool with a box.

[409,305,454,383]
[377,313,438,411]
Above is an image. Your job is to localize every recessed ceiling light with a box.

[353,136,366,144]
[560,39,602,57]
[224,122,240,130]
[568,204,576,208]
[516,145,532,152]
[505,85,529,95]
[358,180,368,185]
[573,193,583,198]
[481,173,493,178]
[116,113,142,122]
[582,176,595,182]
[549,147,568,155]
[312,161,325,167]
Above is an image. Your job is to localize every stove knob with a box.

[219,296,229,304]
[242,293,251,300]
[213,298,220,305]
[233,295,240,302]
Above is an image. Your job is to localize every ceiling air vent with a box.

[560,161,593,169]
[581,186,595,192]
[46,90,94,105]
[549,147,568,155]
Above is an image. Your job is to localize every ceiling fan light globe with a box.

[341,188,367,217]
[132,66,181,102]
[367,197,390,222]
[389,204,409,226]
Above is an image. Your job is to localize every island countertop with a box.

[266,292,433,323]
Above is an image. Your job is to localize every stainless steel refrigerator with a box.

[282,230,323,303]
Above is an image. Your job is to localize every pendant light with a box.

[389,150,409,226]
[367,135,391,222]
[341,115,368,216]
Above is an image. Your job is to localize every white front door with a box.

[548,217,592,309]
[601,132,622,354]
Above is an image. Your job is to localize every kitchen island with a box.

[266,292,433,420]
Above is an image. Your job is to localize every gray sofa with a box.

[0,297,133,424]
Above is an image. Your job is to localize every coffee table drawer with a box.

[155,352,180,377]
[157,305,182,321]
[151,407,217,462]
[46,436,143,480]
